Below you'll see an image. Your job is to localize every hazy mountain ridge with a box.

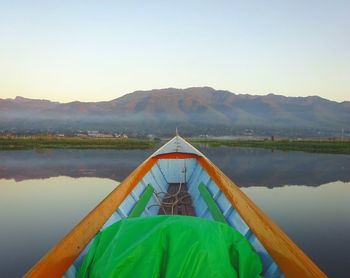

[1,87,349,136]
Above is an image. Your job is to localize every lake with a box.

[0,147,349,277]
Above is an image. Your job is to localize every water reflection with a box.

[1,147,349,187]
[0,177,117,278]
[203,147,350,187]
[243,181,350,278]
[0,147,349,277]
[0,149,155,182]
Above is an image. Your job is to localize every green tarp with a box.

[78,216,262,278]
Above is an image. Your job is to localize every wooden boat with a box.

[25,136,326,278]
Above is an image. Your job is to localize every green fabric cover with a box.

[78,216,262,278]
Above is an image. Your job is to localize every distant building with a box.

[87,131,99,137]
[114,133,128,139]
[77,133,88,137]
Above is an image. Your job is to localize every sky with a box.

[0,0,349,102]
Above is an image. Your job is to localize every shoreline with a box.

[0,137,156,151]
[1,136,349,154]
[189,139,350,155]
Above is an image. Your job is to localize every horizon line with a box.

[1,87,349,104]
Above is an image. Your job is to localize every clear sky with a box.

[0,0,349,102]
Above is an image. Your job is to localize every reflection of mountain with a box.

[0,147,349,187]
[0,149,155,182]
[202,147,350,187]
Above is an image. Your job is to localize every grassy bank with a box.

[189,139,350,154]
[0,136,156,150]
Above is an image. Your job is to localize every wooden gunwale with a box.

[197,155,327,278]
[25,152,198,277]
[24,156,158,278]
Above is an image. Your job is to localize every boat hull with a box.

[25,137,326,278]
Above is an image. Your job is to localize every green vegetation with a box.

[0,136,156,150]
[190,139,350,154]
[2,136,349,154]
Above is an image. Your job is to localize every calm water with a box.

[0,147,349,277]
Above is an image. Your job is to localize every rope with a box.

[148,181,192,215]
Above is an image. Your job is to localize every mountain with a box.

[0,87,349,136]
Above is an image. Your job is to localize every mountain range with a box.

[0,87,349,136]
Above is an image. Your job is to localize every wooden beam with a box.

[153,152,200,160]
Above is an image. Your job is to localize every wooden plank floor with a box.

[158,183,195,216]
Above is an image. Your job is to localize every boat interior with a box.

[63,137,284,278]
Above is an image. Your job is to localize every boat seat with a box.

[128,184,154,218]
[198,182,227,223]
